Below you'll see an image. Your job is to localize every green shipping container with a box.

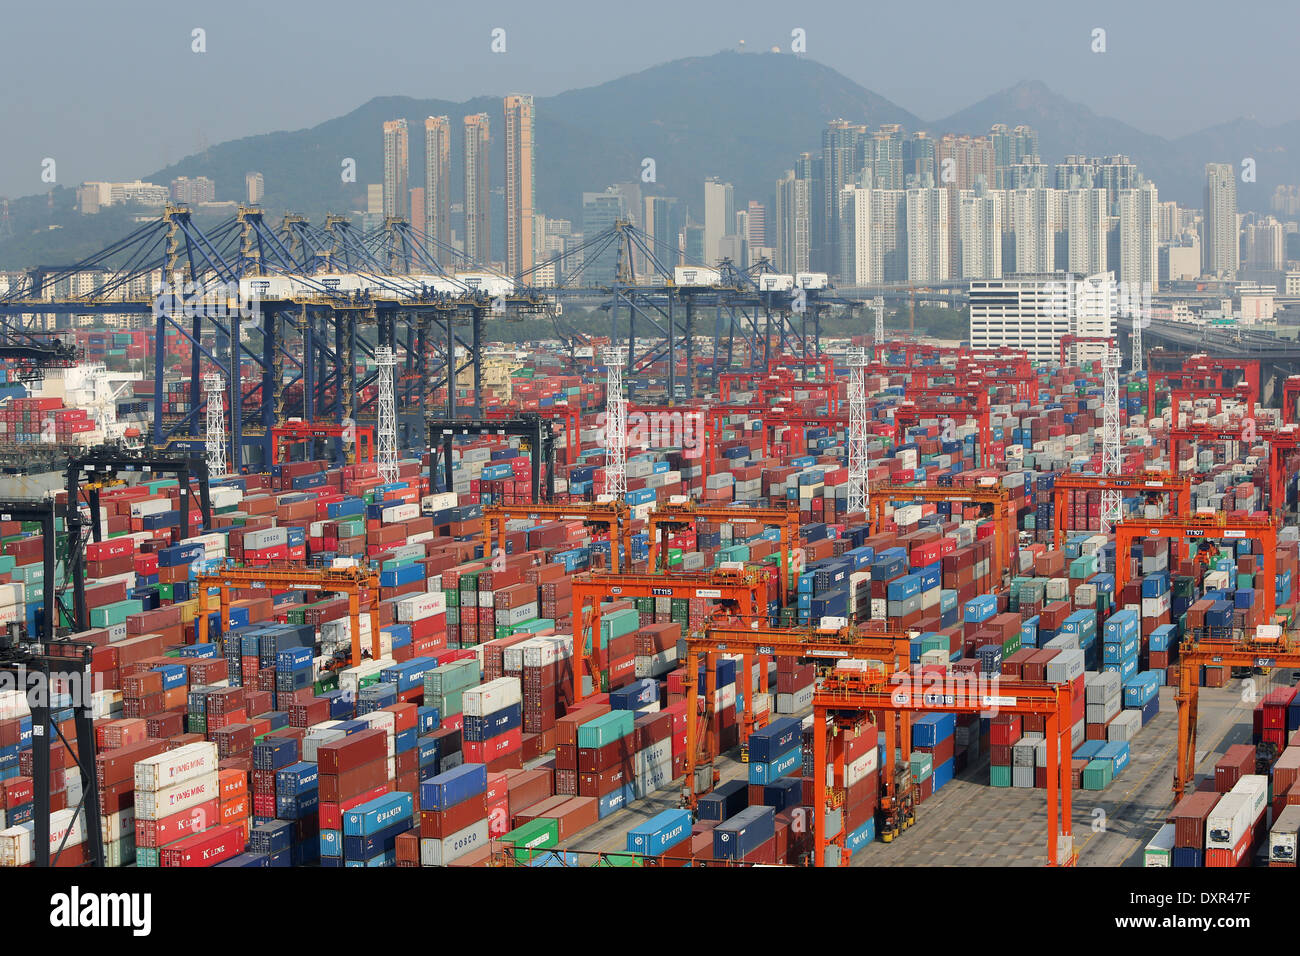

[577,710,635,749]
[90,599,143,628]
[500,818,559,863]
[1082,759,1114,790]
[990,765,1012,787]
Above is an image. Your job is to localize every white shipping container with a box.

[776,685,815,713]
[102,805,135,844]
[243,527,288,550]
[0,690,30,720]
[358,709,397,743]
[634,738,673,777]
[843,746,879,788]
[0,808,84,867]
[462,677,523,718]
[632,755,674,798]
[381,502,420,524]
[711,683,736,711]
[503,602,539,627]
[128,497,171,518]
[134,771,220,821]
[1205,792,1251,849]
[521,635,572,668]
[396,591,447,622]
[420,819,490,866]
[421,491,458,513]
[337,658,391,699]
[134,741,219,792]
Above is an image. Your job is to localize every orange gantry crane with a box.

[1146,357,1260,421]
[1050,471,1192,550]
[271,420,375,465]
[760,410,849,460]
[1165,422,1300,514]
[570,568,766,705]
[867,482,1015,587]
[812,670,1077,867]
[894,385,992,465]
[1173,629,1300,801]
[1283,376,1300,425]
[195,562,382,668]
[646,500,800,605]
[1113,514,1278,622]
[1165,382,1255,425]
[481,501,632,573]
[1057,334,1115,371]
[682,621,909,804]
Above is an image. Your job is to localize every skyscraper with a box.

[382,119,410,220]
[821,120,867,275]
[745,200,767,247]
[703,178,735,266]
[244,172,264,204]
[1203,163,1239,279]
[582,188,627,285]
[957,189,1002,280]
[774,169,811,274]
[463,114,491,265]
[503,94,536,277]
[905,187,950,283]
[645,196,687,269]
[1066,188,1108,276]
[424,116,452,250]
[1009,188,1057,273]
[1118,183,1159,293]
[936,135,994,190]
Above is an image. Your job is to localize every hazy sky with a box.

[4,0,1298,198]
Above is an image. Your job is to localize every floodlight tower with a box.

[376,345,398,484]
[846,347,869,515]
[204,373,227,478]
[602,346,628,500]
[1100,346,1123,540]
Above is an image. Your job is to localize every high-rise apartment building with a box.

[171,176,215,204]
[1118,183,1159,293]
[775,169,811,274]
[582,189,627,285]
[957,189,1002,280]
[703,178,735,266]
[382,119,410,220]
[905,187,950,283]
[1203,162,1239,279]
[503,94,536,277]
[424,116,452,249]
[409,187,426,235]
[245,172,264,204]
[936,135,994,190]
[904,133,937,188]
[1066,188,1108,276]
[463,114,491,264]
[820,121,867,275]
[1244,216,1285,272]
[645,196,687,268]
[1008,188,1057,273]
[867,125,905,191]
[745,200,767,248]
[840,188,907,284]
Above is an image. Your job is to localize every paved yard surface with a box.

[563,673,1285,866]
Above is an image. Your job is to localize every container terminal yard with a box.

[0,214,1296,876]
